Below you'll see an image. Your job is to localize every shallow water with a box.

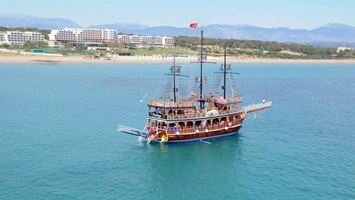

[0,63,354,199]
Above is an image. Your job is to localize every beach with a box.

[1,53,355,64]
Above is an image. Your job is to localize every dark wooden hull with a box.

[155,124,242,143]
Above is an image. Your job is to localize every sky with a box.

[1,0,354,29]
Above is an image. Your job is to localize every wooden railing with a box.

[161,120,242,135]
[165,109,243,120]
[148,99,194,108]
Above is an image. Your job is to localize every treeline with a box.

[1,26,354,59]
[174,36,355,59]
[0,27,50,40]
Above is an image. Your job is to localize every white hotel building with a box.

[49,28,117,46]
[48,28,174,47]
[0,31,45,45]
[117,35,175,46]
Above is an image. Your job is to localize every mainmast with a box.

[199,30,204,109]
[173,44,177,102]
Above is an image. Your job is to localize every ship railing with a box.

[212,96,242,104]
[166,109,242,120]
[242,101,272,113]
[218,109,242,115]
[165,120,242,135]
[148,99,194,107]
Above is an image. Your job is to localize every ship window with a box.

[161,122,166,126]
[229,116,234,122]
[178,122,185,128]
[195,121,201,127]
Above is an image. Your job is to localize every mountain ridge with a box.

[1,15,355,46]
[0,14,81,29]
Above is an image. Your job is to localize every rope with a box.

[140,74,159,102]
[228,72,233,96]
[243,109,267,127]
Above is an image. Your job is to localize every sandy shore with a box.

[1,54,355,64]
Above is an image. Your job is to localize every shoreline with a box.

[1,54,355,64]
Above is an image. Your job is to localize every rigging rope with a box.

[140,73,161,102]
[242,109,267,127]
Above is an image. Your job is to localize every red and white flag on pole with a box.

[189,23,198,28]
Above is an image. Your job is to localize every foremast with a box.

[173,44,177,102]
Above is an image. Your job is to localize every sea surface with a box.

[0,63,354,200]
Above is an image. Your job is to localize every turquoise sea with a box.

[0,63,354,199]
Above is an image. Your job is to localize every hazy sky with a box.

[1,0,354,29]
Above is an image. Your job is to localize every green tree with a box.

[23,41,48,51]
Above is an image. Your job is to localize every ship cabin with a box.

[146,95,245,135]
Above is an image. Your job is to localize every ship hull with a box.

[155,125,241,143]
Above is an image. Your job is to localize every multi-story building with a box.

[117,35,132,44]
[0,31,45,45]
[131,35,143,44]
[49,28,117,45]
[142,36,153,44]
[151,36,163,46]
[79,29,116,44]
[49,29,79,43]
[24,32,45,42]
[6,31,25,45]
[163,36,175,46]
[0,32,7,44]
[117,35,175,46]
[102,29,117,43]
[48,28,174,47]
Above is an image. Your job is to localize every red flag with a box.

[189,23,198,28]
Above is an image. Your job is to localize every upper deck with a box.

[148,95,242,109]
[148,99,196,108]
[210,96,242,105]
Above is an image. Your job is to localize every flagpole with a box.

[189,22,204,109]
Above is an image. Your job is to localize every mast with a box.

[223,44,227,99]
[173,44,177,102]
[199,30,204,109]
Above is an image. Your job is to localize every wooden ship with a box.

[118,31,272,143]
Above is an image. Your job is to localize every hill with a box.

[0,15,81,29]
[2,15,355,46]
